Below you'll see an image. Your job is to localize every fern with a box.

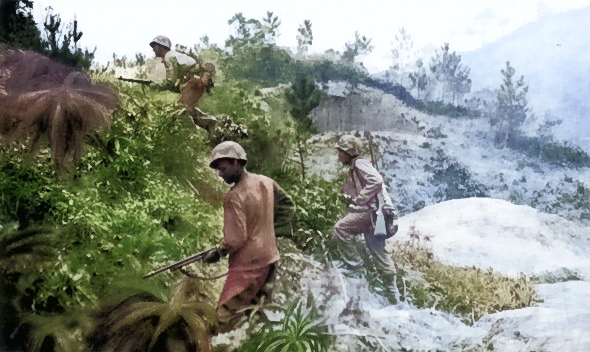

[238,298,333,352]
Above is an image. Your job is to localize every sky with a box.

[32,0,590,73]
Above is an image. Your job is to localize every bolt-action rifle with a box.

[117,76,152,85]
[143,247,217,278]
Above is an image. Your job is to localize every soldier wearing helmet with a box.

[149,35,216,129]
[149,35,196,74]
[205,141,295,331]
[333,134,398,303]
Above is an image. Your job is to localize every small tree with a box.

[341,31,373,65]
[225,11,280,53]
[285,73,323,181]
[429,43,471,104]
[296,19,313,59]
[390,27,414,87]
[494,61,529,148]
[408,58,429,100]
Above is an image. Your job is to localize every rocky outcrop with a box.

[310,85,427,133]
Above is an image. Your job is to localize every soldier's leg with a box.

[364,233,396,276]
[363,232,400,304]
[332,212,373,276]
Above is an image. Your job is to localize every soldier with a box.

[333,135,398,302]
[205,141,295,331]
[149,35,216,130]
[149,35,196,81]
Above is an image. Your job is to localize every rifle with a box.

[143,247,217,278]
[117,76,152,85]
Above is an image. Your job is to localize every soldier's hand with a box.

[203,248,222,263]
[203,244,228,264]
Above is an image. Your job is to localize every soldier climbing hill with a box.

[149,35,216,132]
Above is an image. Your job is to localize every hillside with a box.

[460,6,590,150]
[308,85,590,226]
[291,198,590,352]
[284,86,590,351]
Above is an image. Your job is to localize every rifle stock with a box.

[143,247,216,278]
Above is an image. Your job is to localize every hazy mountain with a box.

[460,6,590,150]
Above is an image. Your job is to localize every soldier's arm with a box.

[353,161,383,206]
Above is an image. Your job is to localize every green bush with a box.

[0,147,60,227]
[285,174,346,257]
[0,80,228,351]
[222,45,296,87]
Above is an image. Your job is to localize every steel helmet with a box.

[209,141,247,168]
[149,35,171,49]
[336,135,362,157]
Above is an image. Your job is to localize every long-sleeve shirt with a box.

[222,171,294,271]
[343,157,384,211]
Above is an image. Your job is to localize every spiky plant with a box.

[17,311,93,352]
[0,223,56,351]
[0,49,119,171]
[0,222,54,272]
[238,298,333,352]
[87,277,217,352]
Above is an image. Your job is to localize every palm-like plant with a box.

[238,298,333,352]
[0,222,56,351]
[0,49,119,171]
[87,277,217,352]
[0,222,54,272]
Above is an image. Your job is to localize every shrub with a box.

[0,147,60,227]
[507,135,590,168]
[285,173,346,258]
[425,149,489,201]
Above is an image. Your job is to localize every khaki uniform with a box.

[334,157,396,278]
[217,171,294,330]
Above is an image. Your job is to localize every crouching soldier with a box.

[205,141,295,331]
[149,35,216,132]
[332,135,398,303]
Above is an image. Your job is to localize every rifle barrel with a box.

[143,247,215,278]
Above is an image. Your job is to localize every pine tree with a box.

[0,0,44,51]
[296,20,313,59]
[494,61,529,148]
[390,27,414,87]
[285,73,323,180]
[429,43,471,104]
[341,31,373,65]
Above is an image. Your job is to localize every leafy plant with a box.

[0,49,119,171]
[238,298,333,352]
[285,174,345,257]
